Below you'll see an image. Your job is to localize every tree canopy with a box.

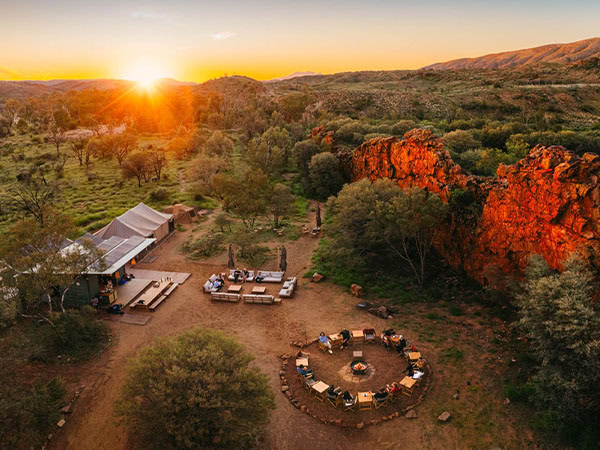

[115,328,274,449]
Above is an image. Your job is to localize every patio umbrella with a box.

[316,203,322,228]
[228,244,235,269]
[279,246,287,272]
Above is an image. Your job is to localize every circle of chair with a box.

[296,328,427,411]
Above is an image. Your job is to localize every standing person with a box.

[319,332,333,354]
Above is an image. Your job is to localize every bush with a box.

[32,309,110,361]
[181,233,223,258]
[0,373,65,449]
[149,187,170,202]
[308,152,345,200]
[115,328,275,449]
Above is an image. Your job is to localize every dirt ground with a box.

[49,204,537,450]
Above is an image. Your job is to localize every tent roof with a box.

[95,203,173,240]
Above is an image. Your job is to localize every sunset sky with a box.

[1,0,599,82]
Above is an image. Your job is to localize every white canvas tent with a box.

[95,203,174,242]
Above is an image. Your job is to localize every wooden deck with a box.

[116,279,153,307]
[127,268,191,285]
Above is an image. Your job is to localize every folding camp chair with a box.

[363,328,376,344]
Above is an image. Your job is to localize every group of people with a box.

[319,330,352,354]
[232,269,251,283]
[382,329,407,354]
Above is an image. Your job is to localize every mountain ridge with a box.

[423,37,600,70]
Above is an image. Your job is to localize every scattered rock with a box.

[504,397,511,405]
[47,434,53,441]
[59,404,72,414]
[350,284,363,297]
[438,411,451,422]
[405,410,418,419]
[281,385,289,392]
[452,393,460,400]
[57,419,66,428]
[356,422,364,429]
[311,272,324,283]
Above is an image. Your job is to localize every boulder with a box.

[405,410,418,419]
[438,411,451,422]
[350,284,363,297]
[59,404,72,414]
[311,272,324,283]
[57,419,66,428]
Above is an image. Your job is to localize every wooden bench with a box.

[149,283,179,311]
[211,292,240,303]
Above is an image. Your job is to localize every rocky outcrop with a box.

[348,129,600,283]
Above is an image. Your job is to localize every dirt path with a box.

[50,201,535,450]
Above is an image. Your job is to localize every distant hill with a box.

[0,78,196,99]
[423,37,600,70]
[265,71,321,82]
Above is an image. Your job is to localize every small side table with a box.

[252,286,267,294]
[353,351,363,359]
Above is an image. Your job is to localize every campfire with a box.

[350,360,368,376]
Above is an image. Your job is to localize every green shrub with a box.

[148,187,169,202]
[448,305,464,316]
[504,383,536,403]
[32,309,110,361]
[181,233,223,258]
[115,328,275,449]
[0,373,65,449]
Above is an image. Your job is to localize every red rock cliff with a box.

[348,129,600,283]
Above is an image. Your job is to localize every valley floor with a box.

[49,209,536,450]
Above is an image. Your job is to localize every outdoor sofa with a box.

[227,269,255,282]
[279,277,297,298]
[211,292,240,303]
[243,294,281,305]
[256,271,284,283]
[203,274,222,293]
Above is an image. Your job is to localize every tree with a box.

[111,133,138,166]
[268,183,296,228]
[443,130,481,153]
[148,149,167,180]
[214,213,231,232]
[186,154,226,199]
[48,126,66,157]
[327,179,447,286]
[2,98,21,131]
[293,139,321,179]
[518,255,600,429]
[214,169,270,230]
[122,151,151,187]
[70,138,90,166]
[373,186,448,286]
[204,131,234,158]
[0,209,103,324]
[10,175,57,227]
[308,152,345,200]
[167,134,196,159]
[115,328,274,449]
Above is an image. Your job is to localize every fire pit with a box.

[350,360,368,376]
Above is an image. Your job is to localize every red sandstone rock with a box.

[348,130,600,283]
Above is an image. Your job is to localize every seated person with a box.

[255,273,265,283]
[374,388,389,402]
[213,279,223,291]
[233,270,241,283]
[319,332,333,354]
[342,391,355,406]
[387,383,401,395]
[393,335,407,354]
[405,363,415,377]
[297,364,312,376]
[412,370,425,380]
[327,385,340,400]
[242,268,250,282]
[340,329,351,348]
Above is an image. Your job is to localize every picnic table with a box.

[251,286,266,294]
[130,280,172,310]
[358,391,373,410]
[296,357,309,367]
[228,285,242,293]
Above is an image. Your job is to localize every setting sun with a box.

[121,61,172,90]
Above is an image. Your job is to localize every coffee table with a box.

[252,286,267,294]
[358,391,373,410]
[227,285,242,293]
[311,381,330,401]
